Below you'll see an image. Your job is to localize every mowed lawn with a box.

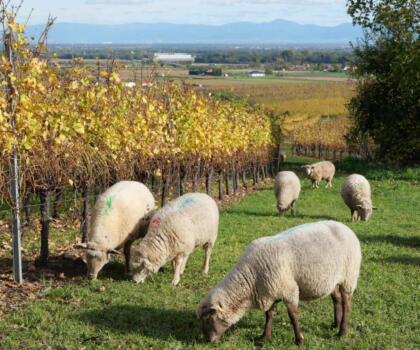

[1,157,419,349]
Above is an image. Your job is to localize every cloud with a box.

[202,0,344,5]
[85,0,144,5]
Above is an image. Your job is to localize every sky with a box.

[15,0,351,27]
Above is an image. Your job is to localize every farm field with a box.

[58,60,351,87]
[210,81,356,154]
[0,156,419,349]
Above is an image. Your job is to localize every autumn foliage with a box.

[0,19,273,206]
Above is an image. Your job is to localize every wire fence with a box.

[0,163,273,216]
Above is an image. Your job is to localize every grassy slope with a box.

[1,156,419,349]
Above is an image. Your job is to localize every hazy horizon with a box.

[16,0,352,27]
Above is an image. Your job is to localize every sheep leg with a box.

[258,303,275,341]
[339,291,352,337]
[202,243,213,274]
[351,209,358,221]
[172,255,184,286]
[290,201,296,217]
[286,303,304,346]
[180,254,189,274]
[123,240,133,274]
[331,285,343,329]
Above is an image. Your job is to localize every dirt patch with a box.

[0,248,86,317]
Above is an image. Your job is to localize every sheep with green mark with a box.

[197,220,361,346]
[341,173,377,221]
[130,192,219,286]
[76,181,156,280]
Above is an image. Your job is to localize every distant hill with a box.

[25,19,363,44]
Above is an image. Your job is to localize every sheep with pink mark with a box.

[130,192,219,286]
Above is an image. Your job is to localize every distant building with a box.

[248,71,265,77]
[154,53,194,63]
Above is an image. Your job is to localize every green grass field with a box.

[1,156,419,349]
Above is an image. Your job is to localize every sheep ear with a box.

[197,303,217,318]
[107,249,122,255]
[196,303,208,318]
[356,204,362,208]
[75,243,88,249]
[372,206,378,210]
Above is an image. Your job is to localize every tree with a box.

[265,66,273,75]
[346,0,420,164]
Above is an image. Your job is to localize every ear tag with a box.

[217,305,224,312]
[145,259,153,266]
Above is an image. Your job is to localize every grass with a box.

[1,156,419,349]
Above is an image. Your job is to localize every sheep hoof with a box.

[331,322,339,329]
[256,334,271,342]
[295,337,304,346]
[338,329,348,337]
[171,279,179,286]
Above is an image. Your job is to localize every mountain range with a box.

[26,19,362,44]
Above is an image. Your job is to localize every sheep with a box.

[130,192,219,286]
[302,161,335,188]
[341,174,377,221]
[196,220,361,346]
[274,171,301,216]
[348,154,363,160]
[76,181,156,280]
[279,151,287,163]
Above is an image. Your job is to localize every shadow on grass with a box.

[225,208,336,221]
[225,208,277,217]
[374,256,420,266]
[295,214,337,220]
[0,256,87,282]
[358,234,420,248]
[98,261,131,281]
[77,305,202,343]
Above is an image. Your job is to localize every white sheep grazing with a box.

[302,161,335,188]
[76,181,156,280]
[130,192,219,286]
[196,220,361,346]
[274,171,301,216]
[341,174,377,221]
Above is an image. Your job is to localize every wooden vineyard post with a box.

[218,171,223,200]
[38,190,51,266]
